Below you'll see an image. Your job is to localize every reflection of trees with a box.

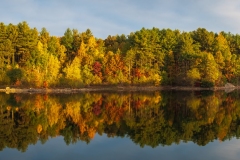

[1,91,240,151]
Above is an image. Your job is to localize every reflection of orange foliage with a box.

[3,91,240,147]
[79,122,86,134]
[133,100,143,110]
[37,124,43,134]
[218,128,228,141]
[215,110,224,125]
[78,116,87,134]
[92,98,103,115]
[64,102,81,123]
[225,96,233,104]
[47,103,62,127]
[88,127,96,139]
[34,95,44,111]
[225,96,235,114]
[14,95,22,103]
[105,102,125,124]
[6,106,11,111]
[217,115,232,141]
[43,94,48,101]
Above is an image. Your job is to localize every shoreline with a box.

[0,85,239,94]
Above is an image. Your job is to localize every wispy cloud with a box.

[209,1,240,33]
[1,0,240,38]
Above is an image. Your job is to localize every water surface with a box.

[0,90,240,160]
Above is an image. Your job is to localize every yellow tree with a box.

[187,68,201,86]
[63,57,82,87]
[45,54,61,86]
[214,33,231,60]
[214,33,232,82]
[201,52,220,87]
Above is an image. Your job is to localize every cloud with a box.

[1,0,240,38]
[210,1,240,33]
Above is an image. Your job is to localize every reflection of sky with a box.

[1,134,240,160]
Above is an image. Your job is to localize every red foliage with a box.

[14,80,22,87]
[43,94,48,101]
[133,68,142,78]
[133,100,143,110]
[43,81,48,88]
[92,98,103,115]
[92,61,102,78]
[14,95,22,103]
[105,101,125,122]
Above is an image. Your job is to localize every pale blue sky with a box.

[1,0,240,38]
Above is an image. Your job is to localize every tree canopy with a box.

[1,21,240,87]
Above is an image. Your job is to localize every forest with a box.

[0,91,240,151]
[1,21,240,87]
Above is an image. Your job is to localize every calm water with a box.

[1,90,240,160]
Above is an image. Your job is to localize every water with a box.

[3,135,240,160]
[0,90,240,160]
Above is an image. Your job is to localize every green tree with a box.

[192,28,215,52]
[39,27,50,51]
[6,23,18,65]
[15,21,38,66]
[6,68,24,84]
[48,36,66,65]
[61,28,73,61]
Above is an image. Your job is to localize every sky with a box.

[1,0,240,38]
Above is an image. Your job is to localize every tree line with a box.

[0,91,240,151]
[1,21,240,87]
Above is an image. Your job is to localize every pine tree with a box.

[15,21,38,66]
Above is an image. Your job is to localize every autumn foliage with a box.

[1,22,240,87]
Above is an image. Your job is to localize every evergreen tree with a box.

[15,21,38,66]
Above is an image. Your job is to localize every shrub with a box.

[201,80,214,88]
[6,68,23,84]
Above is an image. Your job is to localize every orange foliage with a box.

[78,122,86,134]
[34,95,44,111]
[133,68,142,79]
[105,102,125,123]
[43,81,48,88]
[218,127,228,141]
[88,127,96,139]
[14,80,22,86]
[14,95,22,103]
[133,100,144,110]
[37,124,43,134]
